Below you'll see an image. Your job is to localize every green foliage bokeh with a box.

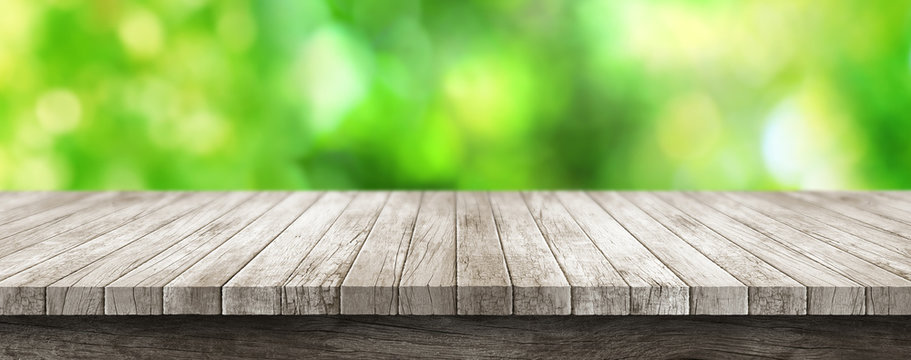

[1,0,910,190]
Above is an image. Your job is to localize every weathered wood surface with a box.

[2,191,911,315]
[1,316,910,359]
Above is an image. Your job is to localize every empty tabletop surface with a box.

[1,191,910,316]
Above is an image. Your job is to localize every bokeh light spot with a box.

[13,154,70,189]
[297,26,372,133]
[761,83,863,189]
[444,55,531,137]
[177,111,230,155]
[118,8,164,59]
[35,89,82,134]
[657,93,722,161]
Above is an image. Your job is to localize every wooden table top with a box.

[0,191,909,316]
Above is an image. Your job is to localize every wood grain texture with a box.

[820,191,911,224]
[0,192,55,213]
[455,192,512,315]
[398,192,457,315]
[105,193,286,315]
[0,191,88,226]
[556,191,689,315]
[759,192,911,266]
[2,191,911,316]
[589,192,747,315]
[222,192,353,315]
[522,191,629,315]
[2,316,910,359]
[163,192,319,315]
[0,192,145,259]
[340,192,421,314]
[281,192,389,315]
[46,192,247,315]
[0,193,193,315]
[488,192,571,315]
[725,192,911,314]
[788,192,911,241]
[624,192,806,315]
[677,192,868,315]
[872,191,911,214]
[0,192,123,256]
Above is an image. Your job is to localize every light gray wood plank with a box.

[589,192,747,315]
[0,192,19,207]
[819,192,911,224]
[522,191,629,315]
[45,192,249,315]
[105,192,287,315]
[0,193,179,282]
[674,192,866,315]
[556,191,688,315]
[0,192,89,226]
[873,191,911,214]
[623,192,806,315]
[222,192,353,315]
[398,191,457,315]
[162,192,319,315]
[0,192,120,248]
[725,192,911,314]
[815,192,911,227]
[340,192,421,314]
[664,192,868,315]
[455,192,512,315]
[0,193,198,315]
[0,192,55,212]
[488,192,571,315]
[0,192,147,259]
[788,192,911,241]
[281,192,389,315]
[773,193,911,257]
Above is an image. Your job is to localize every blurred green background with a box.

[1,0,910,190]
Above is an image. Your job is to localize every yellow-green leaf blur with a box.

[0,0,909,190]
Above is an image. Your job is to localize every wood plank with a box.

[105,192,287,315]
[0,192,88,226]
[0,192,54,212]
[488,192,571,315]
[0,193,199,315]
[589,192,747,315]
[0,192,119,246]
[1,190,911,318]
[522,191,629,315]
[340,192,421,314]
[455,192,512,315]
[768,192,911,259]
[724,192,911,314]
[673,192,868,314]
[873,191,911,214]
[819,192,911,224]
[623,192,806,315]
[788,192,911,241]
[4,316,911,359]
[0,192,148,259]
[661,192,867,315]
[162,192,319,315]
[0,193,179,282]
[556,191,688,315]
[281,192,389,315]
[45,192,249,315]
[398,191,457,315]
[222,192,354,315]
